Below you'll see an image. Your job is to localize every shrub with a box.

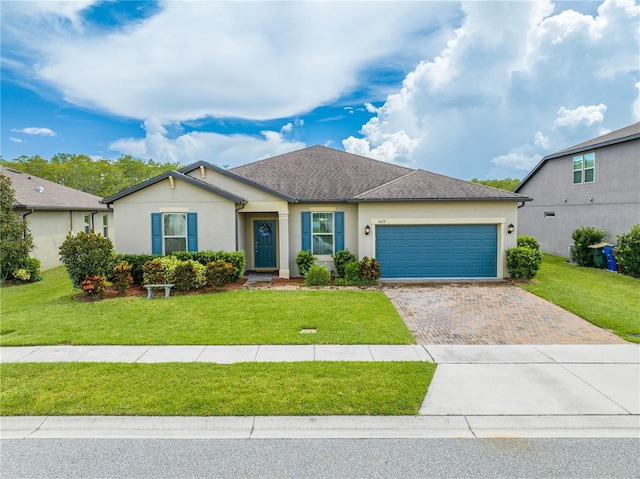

[172,250,246,280]
[24,257,41,282]
[332,249,357,278]
[112,261,134,294]
[205,260,237,288]
[172,259,206,291]
[359,256,381,280]
[13,268,30,282]
[304,263,331,286]
[296,250,316,277]
[571,226,608,267]
[616,224,640,278]
[506,246,543,280]
[113,254,159,284]
[79,274,106,298]
[0,174,34,280]
[59,231,115,288]
[142,260,166,284]
[517,235,540,251]
[344,261,361,283]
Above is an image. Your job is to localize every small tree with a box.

[571,226,607,267]
[59,230,115,288]
[295,250,315,277]
[0,174,34,280]
[332,249,357,278]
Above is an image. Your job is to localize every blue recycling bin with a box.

[602,246,617,272]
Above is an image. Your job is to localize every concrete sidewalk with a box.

[1,344,638,439]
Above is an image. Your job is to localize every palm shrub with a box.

[332,249,357,278]
[172,259,206,290]
[296,250,316,277]
[112,261,134,294]
[571,225,607,267]
[205,260,237,288]
[304,263,331,286]
[505,246,543,280]
[616,224,640,278]
[0,174,34,280]
[59,231,115,288]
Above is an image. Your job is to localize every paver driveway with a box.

[384,283,628,345]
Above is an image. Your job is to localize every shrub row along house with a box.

[103,145,530,279]
[2,167,113,270]
[515,122,640,256]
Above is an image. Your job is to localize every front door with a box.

[254,220,277,269]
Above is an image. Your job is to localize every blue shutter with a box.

[334,212,344,252]
[187,212,198,252]
[301,211,311,251]
[151,213,162,254]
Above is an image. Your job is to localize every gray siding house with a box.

[515,122,640,256]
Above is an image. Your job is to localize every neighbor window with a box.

[312,212,334,255]
[102,215,109,238]
[163,213,187,255]
[83,215,90,234]
[573,152,595,184]
[544,211,555,217]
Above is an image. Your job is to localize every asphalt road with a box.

[1,438,638,478]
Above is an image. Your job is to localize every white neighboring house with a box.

[2,168,113,270]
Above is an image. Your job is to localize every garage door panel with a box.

[375,224,497,278]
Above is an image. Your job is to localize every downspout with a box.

[235,202,246,251]
[21,209,34,239]
[90,210,99,232]
[517,201,526,209]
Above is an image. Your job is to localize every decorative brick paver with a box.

[384,284,628,345]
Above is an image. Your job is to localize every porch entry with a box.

[253,220,277,268]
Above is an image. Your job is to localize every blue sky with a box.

[1,0,638,180]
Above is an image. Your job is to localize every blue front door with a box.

[254,220,277,268]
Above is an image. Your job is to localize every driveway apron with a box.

[384,283,628,345]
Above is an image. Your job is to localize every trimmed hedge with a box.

[171,250,246,281]
[506,246,543,280]
[616,224,640,278]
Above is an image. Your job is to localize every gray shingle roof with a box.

[230,145,414,201]
[2,168,109,211]
[515,122,640,192]
[354,169,527,201]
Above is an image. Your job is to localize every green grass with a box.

[0,362,435,416]
[0,267,414,346]
[520,254,640,343]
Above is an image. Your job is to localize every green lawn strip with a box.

[519,254,640,343]
[1,267,414,346]
[0,362,434,416]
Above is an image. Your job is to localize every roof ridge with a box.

[353,169,419,198]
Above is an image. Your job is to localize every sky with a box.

[1,0,639,181]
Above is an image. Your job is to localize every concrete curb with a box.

[2,415,638,439]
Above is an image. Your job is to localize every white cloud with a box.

[9,137,24,143]
[343,0,639,178]
[553,104,607,129]
[3,2,456,122]
[12,127,57,136]
[634,82,640,120]
[109,123,306,166]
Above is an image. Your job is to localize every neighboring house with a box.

[2,168,113,270]
[515,122,640,257]
[102,145,530,279]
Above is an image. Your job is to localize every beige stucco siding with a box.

[358,201,518,278]
[111,178,236,254]
[186,168,285,203]
[15,209,113,270]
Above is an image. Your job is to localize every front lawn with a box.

[0,267,414,346]
[0,362,434,416]
[520,254,640,343]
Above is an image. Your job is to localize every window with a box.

[573,152,595,184]
[102,215,109,238]
[164,213,187,255]
[311,212,334,255]
[544,211,555,217]
[83,215,90,234]
[151,212,197,255]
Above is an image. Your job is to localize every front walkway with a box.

[384,284,628,344]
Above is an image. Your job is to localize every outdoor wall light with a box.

[507,223,515,234]
[365,225,371,235]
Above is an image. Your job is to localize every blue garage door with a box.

[375,224,497,278]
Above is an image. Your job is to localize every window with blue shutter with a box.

[151,212,198,254]
[151,213,162,254]
[301,211,311,251]
[187,212,198,252]
[302,211,344,255]
[335,211,344,252]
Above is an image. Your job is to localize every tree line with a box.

[1,154,182,198]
